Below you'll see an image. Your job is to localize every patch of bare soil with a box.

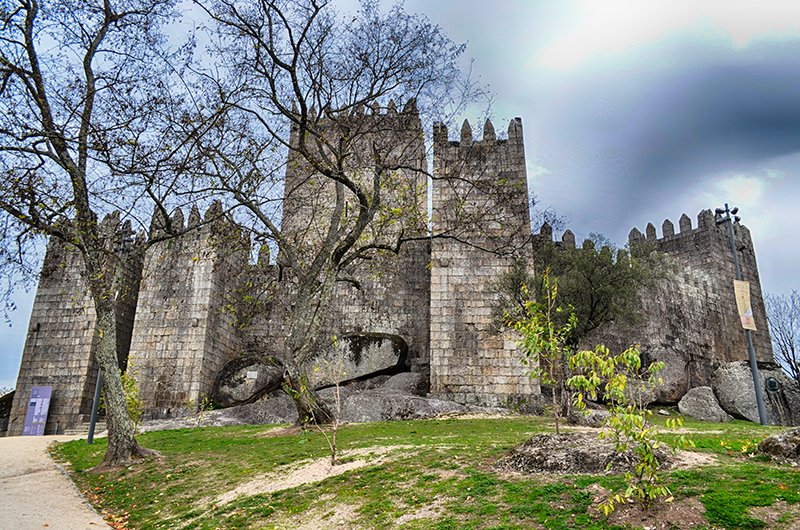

[497,432,715,475]
[215,445,413,505]
[610,497,708,529]
[748,500,800,529]
[585,484,707,529]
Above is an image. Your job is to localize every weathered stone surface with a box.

[430,119,539,408]
[0,391,13,435]
[652,356,690,404]
[380,372,428,396]
[757,428,800,465]
[623,379,658,408]
[307,334,408,388]
[345,375,392,391]
[7,216,142,435]
[141,391,298,432]
[211,355,284,408]
[590,211,773,405]
[340,390,505,423]
[10,106,774,429]
[315,386,353,411]
[567,406,610,428]
[713,362,800,425]
[678,386,733,423]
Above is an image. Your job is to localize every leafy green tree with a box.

[509,270,576,434]
[568,344,685,514]
[498,232,666,349]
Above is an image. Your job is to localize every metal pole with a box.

[719,203,768,426]
[87,369,103,444]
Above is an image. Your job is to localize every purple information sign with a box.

[22,386,52,436]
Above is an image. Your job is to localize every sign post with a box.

[716,204,767,425]
[22,386,53,436]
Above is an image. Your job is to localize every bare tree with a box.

[190,0,492,422]
[0,0,202,466]
[766,291,800,387]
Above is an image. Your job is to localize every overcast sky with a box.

[2,0,799,389]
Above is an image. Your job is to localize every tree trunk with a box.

[94,307,156,469]
[283,371,334,426]
[282,269,338,426]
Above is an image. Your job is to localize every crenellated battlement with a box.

[9,108,776,433]
[627,209,724,246]
[433,117,523,148]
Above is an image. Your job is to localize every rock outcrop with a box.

[678,386,733,423]
[757,428,800,465]
[713,362,800,425]
[211,355,285,408]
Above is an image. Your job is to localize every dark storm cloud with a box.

[531,37,800,205]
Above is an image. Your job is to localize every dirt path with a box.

[0,434,110,529]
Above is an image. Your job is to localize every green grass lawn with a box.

[53,415,800,529]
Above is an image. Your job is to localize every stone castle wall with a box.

[127,204,249,418]
[577,210,772,402]
[8,215,142,434]
[276,101,432,377]
[7,112,775,431]
[429,118,539,408]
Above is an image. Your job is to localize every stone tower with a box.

[126,203,249,418]
[7,214,142,435]
[577,210,773,402]
[429,118,539,409]
[272,100,432,377]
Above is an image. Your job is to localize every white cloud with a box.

[536,0,800,71]
[698,171,784,236]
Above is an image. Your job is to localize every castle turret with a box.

[599,210,773,402]
[429,117,538,409]
[127,205,249,418]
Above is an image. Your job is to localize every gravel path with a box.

[0,435,110,529]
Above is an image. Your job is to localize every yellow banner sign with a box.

[733,280,757,331]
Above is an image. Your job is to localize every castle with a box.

[5,104,772,435]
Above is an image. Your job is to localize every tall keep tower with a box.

[268,100,432,376]
[429,118,539,409]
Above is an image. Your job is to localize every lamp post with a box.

[715,203,768,426]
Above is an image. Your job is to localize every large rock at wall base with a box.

[678,386,733,423]
[567,403,611,428]
[713,362,800,426]
[140,391,298,432]
[651,355,690,404]
[211,355,285,408]
[340,391,506,423]
[380,372,429,396]
[307,333,409,388]
[757,428,800,465]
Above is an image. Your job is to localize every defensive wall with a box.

[533,209,772,402]
[6,109,773,432]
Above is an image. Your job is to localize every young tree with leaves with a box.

[509,270,576,433]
